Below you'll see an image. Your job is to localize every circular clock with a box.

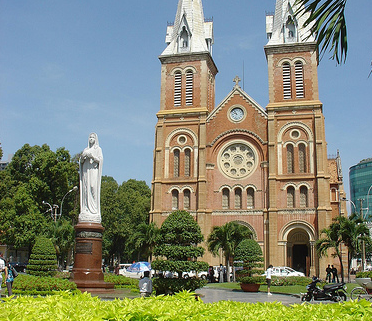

[230,107,244,121]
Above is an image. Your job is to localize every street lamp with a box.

[366,184,372,218]
[43,186,78,222]
[341,197,357,215]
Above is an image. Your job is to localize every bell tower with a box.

[264,0,332,276]
[151,0,217,224]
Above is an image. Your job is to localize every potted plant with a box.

[234,239,264,292]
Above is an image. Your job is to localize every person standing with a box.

[326,264,332,283]
[331,265,339,283]
[5,260,14,296]
[218,264,224,283]
[139,270,153,297]
[0,253,5,291]
[266,264,273,295]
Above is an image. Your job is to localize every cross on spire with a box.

[233,75,241,87]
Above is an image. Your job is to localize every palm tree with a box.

[207,222,252,282]
[338,215,370,282]
[296,0,348,64]
[131,222,159,262]
[316,219,345,282]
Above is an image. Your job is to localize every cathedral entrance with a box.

[287,229,310,276]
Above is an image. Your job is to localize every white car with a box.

[118,263,132,276]
[263,266,305,277]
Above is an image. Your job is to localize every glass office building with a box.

[349,158,372,221]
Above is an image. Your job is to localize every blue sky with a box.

[1,0,371,201]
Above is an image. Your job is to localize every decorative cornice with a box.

[277,208,316,215]
[212,210,264,216]
[209,129,267,146]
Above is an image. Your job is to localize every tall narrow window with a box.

[234,188,242,209]
[299,143,307,173]
[184,149,191,177]
[185,70,193,106]
[173,149,180,177]
[300,186,308,208]
[247,188,255,209]
[172,190,179,210]
[184,189,190,210]
[295,61,304,98]
[174,72,182,106]
[283,63,291,99]
[287,144,294,173]
[287,186,295,208]
[222,188,230,210]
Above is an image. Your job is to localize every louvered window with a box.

[235,188,242,209]
[283,63,291,99]
[300,186,308,208]
[185,71,193,106]
[184,189,190,210]
[174,149,180,177]
[287,186,295,208]
[247,188,255,209]
[174,72,182,106]
[295,61,304,98]
[184,149,191,177]
[172,190,179,210]
[222,188,230,210]
[287,144,294,173]
[299,143,307,173]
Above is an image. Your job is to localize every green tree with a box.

[0,144,79,259]
[207,222,252,282]
[0,142,3,160]
[100,177,151,264]
[296,0,348,63]
[131,222,159,262]
[152,210,208,294]
[27,236,58,277]
[338,215,370,282]
[316,218,345,282]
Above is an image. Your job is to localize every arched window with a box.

[300,186,308,208]
[295,61,304,98]
[173,149,180,177]
[283,63,291,99]
[222,188,230,210]
[234,188,242,209]
[286,144,294,173]
[287,186,295,208]
[172,190,179,210]
[298,143,307,173]
[184,189,190,210]
[247,188,255,209]
[184,149,191,177]
[174,72,182,106]
[185,70,193,106]
[331,188,338,202]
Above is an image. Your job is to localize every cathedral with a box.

[150,0,345,276]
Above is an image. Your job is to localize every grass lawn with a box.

[206,281,361,296]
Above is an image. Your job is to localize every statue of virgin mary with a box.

[79,133,103,223]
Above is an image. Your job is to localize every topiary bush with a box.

[152,210,209,294]
[235,239,264,284]
[27,236,58,277]
[355,271,372,279]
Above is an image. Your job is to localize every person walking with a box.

[139,270,153,297]
[326,264,332,283]
[266,264,273,295]
[5,260,14,296]
[331,265,339,283]
[218,264,224,283]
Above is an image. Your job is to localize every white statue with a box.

[79,133,103,223]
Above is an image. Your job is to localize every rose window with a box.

[218,142,256,179]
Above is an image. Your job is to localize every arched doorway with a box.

[287,229,310,276]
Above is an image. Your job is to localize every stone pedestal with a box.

[72,222,114,293]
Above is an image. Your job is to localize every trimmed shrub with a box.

[27,236,58,277]
[355,271,372,279]
[103,274,139,289]
[235,239,264,284]
[152,210,209,295]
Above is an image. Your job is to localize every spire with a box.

[161,0,213,56]
[266,0,314,46]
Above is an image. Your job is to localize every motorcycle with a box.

[301,276,347,302]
